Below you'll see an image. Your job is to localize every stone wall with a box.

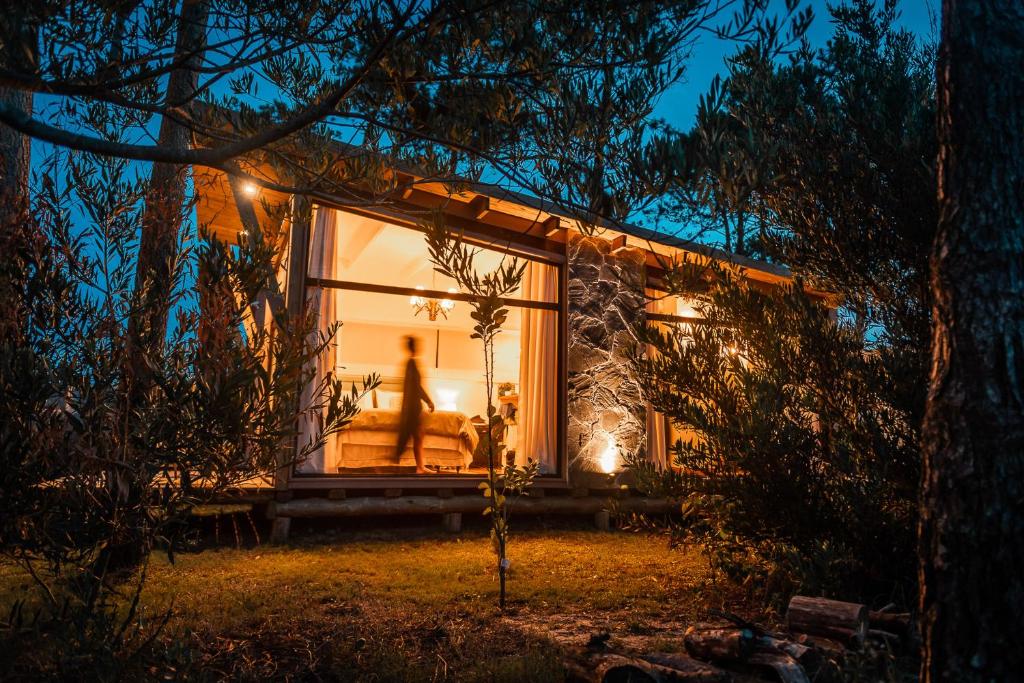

[566,233,647,478]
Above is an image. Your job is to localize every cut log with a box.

[786,596,867,643]
[757,636,839,683]
[793,625,863,650]
[564,651,730,683]
[868,611,911,636]
[684,625,756,661]
[793,633,846,657]
[747,652,810,683]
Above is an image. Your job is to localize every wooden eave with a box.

[193,160,837,305]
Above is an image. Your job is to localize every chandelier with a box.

[410,285,457,321]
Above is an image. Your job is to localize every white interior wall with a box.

[336,317,521,419]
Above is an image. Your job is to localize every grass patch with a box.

[2,526,741,681]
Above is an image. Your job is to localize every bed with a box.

[334,409,479,471]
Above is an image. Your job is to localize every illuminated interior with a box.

[297,207,559,476]
[644,288,704,471]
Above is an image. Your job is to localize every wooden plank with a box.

[190,503,253,517]
[304,277,559,311]
[276,195,311,494]
[272,495,670,518]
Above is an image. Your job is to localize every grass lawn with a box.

[1,524,747,681]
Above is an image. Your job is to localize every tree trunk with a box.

[0,86,31,197]
[0,10,36,201]
[128,0,209,369]
[920,1,1024,680]
[103,0,209,575]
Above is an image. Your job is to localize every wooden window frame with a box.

[287,203,569,489]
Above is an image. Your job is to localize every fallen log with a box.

[786,596,867,644]
[747,653,810,683]
[683,625,756,661]
[564,651,729,683]
[757,636,839,683]
[640,653,734,681]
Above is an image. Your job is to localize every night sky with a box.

[655,0,936,128]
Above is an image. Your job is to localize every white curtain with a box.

[516,261,558,472]
[645,288,672,470]
[297,206,341,473]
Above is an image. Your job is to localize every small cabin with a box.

[195,164,828,540]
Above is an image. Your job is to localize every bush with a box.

[0,148,372,676]
[630,267,918,603]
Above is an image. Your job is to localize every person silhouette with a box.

[395,336,435,474]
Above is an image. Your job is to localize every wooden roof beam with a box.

[468,195,490,220]
[543,216,565,238]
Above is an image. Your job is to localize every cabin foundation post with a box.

[594,509,611,532]
[269,517,291,544]
[442,512,462,533]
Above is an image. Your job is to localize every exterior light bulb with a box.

[241,182,258,197]
[599,437,618,474]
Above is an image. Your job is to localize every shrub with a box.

[630,266,918,603]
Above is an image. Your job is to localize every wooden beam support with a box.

[395,172,415,199]
[269,517,291,544]
[442,512,462,533]
[468,195,490,220]
[543,215,565,238]
[610,234,629,254]
[276,195,311,494]
[271,495,671,518]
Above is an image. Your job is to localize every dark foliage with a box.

[0,147,370,677]
[631,1,935,605]
[631,267,918,602]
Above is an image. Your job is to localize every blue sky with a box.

[654,0,936,128]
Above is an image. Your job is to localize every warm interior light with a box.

[436,388,458,412]
[410,285,455,321]
[676,297,701,318]
[599,436,618,474]
[440,287,457,312]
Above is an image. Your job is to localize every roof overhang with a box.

[194,159,838,306]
